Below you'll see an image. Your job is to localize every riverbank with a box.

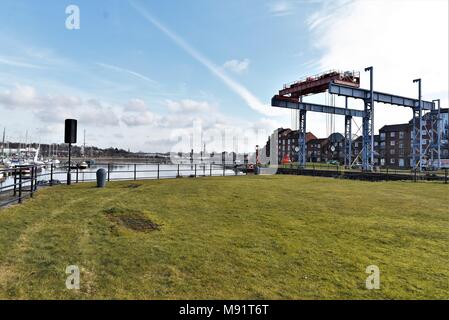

[0,175,448,299]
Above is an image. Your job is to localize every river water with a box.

[0,163,242,192]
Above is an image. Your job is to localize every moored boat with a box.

[78,161,88,170]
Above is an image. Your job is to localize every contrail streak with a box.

[129,0,275,116]
[96,62,157,85]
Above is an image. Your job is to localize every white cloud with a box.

[121,98,157,126]
[165,99,213,113]
[36,124,64,136]
[0,85,119,127]
[124,98,148,112]
[309,0,449,132]
[0,85,81,109]
[223,59,250,73]
[268,1,294,17]
[78,99,120,126]
[0,84,278,151]
[121,111,155,127]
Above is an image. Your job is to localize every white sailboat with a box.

[32,146,45,166]
[77,129,88,170]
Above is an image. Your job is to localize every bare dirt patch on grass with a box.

[124,184,142,189]
[0,265,16,289]
[104,207,161,232]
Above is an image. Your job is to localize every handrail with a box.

[0,163,245,207]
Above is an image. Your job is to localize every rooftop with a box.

[380,123,411,132]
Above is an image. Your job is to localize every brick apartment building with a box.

[307,138,327,163]
[277,129,317,163]
[307,133,345,163]
[379,124,411,168]
[262,108,448,167]
[378,108,449,168]
[262,128,316,164]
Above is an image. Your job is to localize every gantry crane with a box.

[272,68,440,171]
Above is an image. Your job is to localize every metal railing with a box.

[0,165,39,206]
[0,163,247,207]
[2,161,446,208]
[276,162,449,183]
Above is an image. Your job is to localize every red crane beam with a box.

[279,70,360,98]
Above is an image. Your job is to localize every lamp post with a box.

[64,119,77,185]
[67,142,72,185]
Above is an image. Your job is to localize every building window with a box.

[390,132,396,138]
[390,149,395,155]
[390,141,395,146]
[380,133,386,140]
[390,158,395,164]
[399,142,404,149]
[399,131,405,139]
[399,159,405,167]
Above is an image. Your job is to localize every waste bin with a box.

[96,168,107,188]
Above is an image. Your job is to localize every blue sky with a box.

[0,0,447,152]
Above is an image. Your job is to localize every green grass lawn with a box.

[0,175,448,299]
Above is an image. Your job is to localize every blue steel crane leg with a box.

[428,99,441,169]
[412,79,424,171]
[411,106,424,170]
[362,67,374,171]
[362,103,374,171]
[362,104,371,171]
[412,108,418,169]
[435,99,441,169]
[345,115,352,168]
[298,109,307,168]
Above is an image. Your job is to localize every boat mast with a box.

[83,129,86,159]
[1,127,5,158]
[25,130,29,159]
